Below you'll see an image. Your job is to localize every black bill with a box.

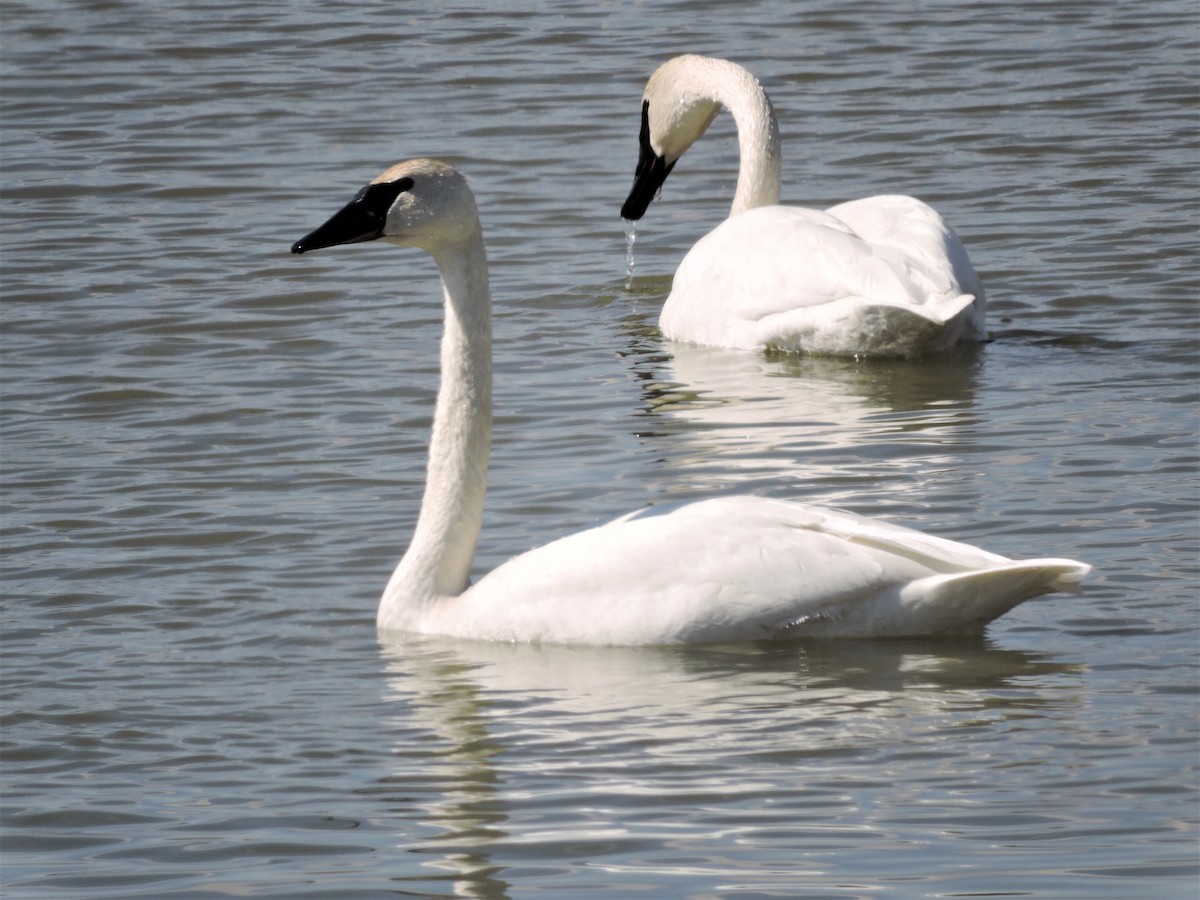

[620,101,676,221]
[291,177,413,254]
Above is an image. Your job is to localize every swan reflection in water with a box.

[376,633,1083,899]
[613,299,986,509]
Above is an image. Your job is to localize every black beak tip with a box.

[291,240,308,254]
[621,152,675,223]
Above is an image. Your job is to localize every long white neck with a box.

[379,229,492,627]
[703,58,782,216]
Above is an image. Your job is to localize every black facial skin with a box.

[291,177,414,254]
[620,101,676,221]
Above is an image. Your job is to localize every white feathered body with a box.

[402,496,1086,644]
[662,197,988,357]
[625,55,990,356]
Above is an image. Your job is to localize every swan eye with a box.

[355,177,415,222]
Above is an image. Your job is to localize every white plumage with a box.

[622,55,988,357]
[293,159,1088,645]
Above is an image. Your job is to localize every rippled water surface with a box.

[3,1,1197,897]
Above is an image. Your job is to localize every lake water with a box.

[3,0,1197,896]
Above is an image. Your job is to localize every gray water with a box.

[3,1,1197,897]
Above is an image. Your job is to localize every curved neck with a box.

[381,230,492,625]
[705,59,782,215]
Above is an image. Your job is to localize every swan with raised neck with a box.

[294,159,490,623]
[621,55,989,358]
[292,159,1088,643]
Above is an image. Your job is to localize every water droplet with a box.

[624,220,638,289]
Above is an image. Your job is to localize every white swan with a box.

[621,54,988,358]
[292,158,1087,644]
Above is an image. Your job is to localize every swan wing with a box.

[661,201,986,355]
[433,497,1087,644]
[827,194,986,307]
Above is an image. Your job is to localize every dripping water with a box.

[624,220,637,288]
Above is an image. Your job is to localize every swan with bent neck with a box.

[622,55,988,358]
[292,158,1087,644]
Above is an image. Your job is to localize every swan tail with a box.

[897,558,1093,635]
[863,293,980,353]
[856,292,976,327]
[781,558,1090,639]
[758,293,982,357]
[919,292,976,324]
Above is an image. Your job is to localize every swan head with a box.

[291,158,479,256]
[621,55,721,221]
